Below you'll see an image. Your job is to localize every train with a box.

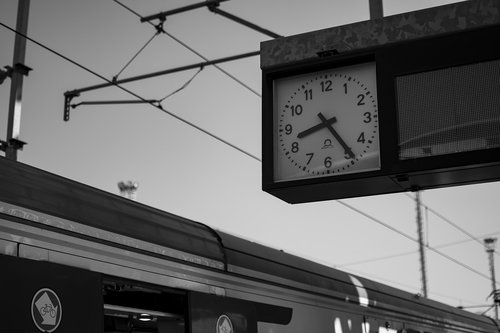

[0,156,498,333]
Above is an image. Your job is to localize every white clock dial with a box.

[273,62,380,182]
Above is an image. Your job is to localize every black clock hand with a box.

[297,116,337,139]
[317,112,355,159]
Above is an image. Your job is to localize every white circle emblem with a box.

[31,288,62,332]
[216,314,233,333]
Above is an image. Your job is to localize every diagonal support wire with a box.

[158,67,204,103]
[113,31,160,81]
[162,30,261,97]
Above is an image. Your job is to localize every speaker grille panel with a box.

[396,59,500,160]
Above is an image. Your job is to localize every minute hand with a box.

[317,112,355,159]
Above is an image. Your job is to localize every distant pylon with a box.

[416,191,428,297]
[118,181,139,201]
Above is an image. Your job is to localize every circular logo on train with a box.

[31,288,62,332]
[216,314,233,333]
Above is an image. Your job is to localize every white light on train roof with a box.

[138,314,153,322]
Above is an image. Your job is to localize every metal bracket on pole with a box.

[64,91,80,121]
[207,3,282,39]
[0,138,27,152]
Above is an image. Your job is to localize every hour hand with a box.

[297,116,337,139]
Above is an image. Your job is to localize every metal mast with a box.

[4,0,31,160]
[484,238,498,320]
[416,191,428,297]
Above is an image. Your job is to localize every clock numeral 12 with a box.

[321,80,332,92]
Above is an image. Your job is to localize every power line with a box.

[405,192,500,256]
[2,8,495,290]
[339,230,500,268]
[337,200,495,284]
[0,20,261,162]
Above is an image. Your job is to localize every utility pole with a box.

[416,191,428,297]
[484,237,498,320]
[3,0,31,160]
[369,0,384,19]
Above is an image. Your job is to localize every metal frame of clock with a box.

[262,24,500,203]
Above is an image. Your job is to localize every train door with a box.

[189,291,292,333]
[1,254,291,333]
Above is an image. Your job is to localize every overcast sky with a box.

[1,0,499,316]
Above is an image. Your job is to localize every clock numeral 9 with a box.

[291,142,299,153]
[291,104,303,116]
[284,124,293,135]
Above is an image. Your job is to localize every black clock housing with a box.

[262,24,500,203]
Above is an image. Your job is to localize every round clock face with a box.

[273,62,380,182]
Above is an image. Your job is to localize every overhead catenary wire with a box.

[158,67,204,103]
[337,200,496,284]
[2,7,496,295]
[405,192,500,256]
[339,230,500,267]
[113,0,262,98]
[0,20,260,162]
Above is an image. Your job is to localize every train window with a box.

[103,278,187,333]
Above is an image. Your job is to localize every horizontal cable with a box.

[337,200,496,285]
[406,192,500,256]
[0,20,260,162]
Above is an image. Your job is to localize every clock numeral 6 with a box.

[291,104,303,116]
[324,156,332,168]
[291,142,299,153]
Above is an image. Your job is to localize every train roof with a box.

[0,157,498,331]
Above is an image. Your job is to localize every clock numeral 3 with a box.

[363,112,372,123]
